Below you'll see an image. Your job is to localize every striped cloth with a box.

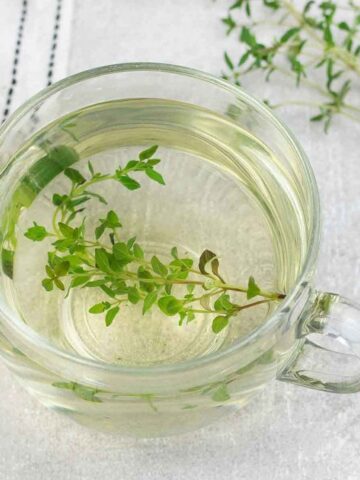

[0,0,73,123]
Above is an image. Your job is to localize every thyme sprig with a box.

[24,146,284,333]
[221,0,360,131]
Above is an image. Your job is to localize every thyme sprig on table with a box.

[221,0,360,131]
[24,146,285,333]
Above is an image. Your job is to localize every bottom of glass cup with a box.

[59,241,227,366]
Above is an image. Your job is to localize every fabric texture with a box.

[0,1,359,479]
[0,0,72,123]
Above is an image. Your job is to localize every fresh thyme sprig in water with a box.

[221,0,360,132]
[24,145,285,333]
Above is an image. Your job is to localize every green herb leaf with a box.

[1,248,14,278]
[224,51,234,70]
[64,167,86,185]
[53,381,102,402]
[145,167,165,185]
[100,284,117,298]
[211,384,230,402]
[238,51,250,66]
[127,236,137,249]
[170,258,193,271]
[113,242,133,266]
[158,295,184,316]
[95,222,106,240]
[53,238,74,252]
[146,158,161,166]
[42,278,54,291]
[319,293,334,315]
[84,190,108,205]
[178,311,186,325]
[54,261,70,277]
[70,275,91,288]
[95,248,111,273]
[62,254,84,268]
[138,267,155,292]
[214,294,233,312]
[85,279,107,288]
[58,222,74,238]
[106,210,122,228]
[89,301,111,314]
[230,0,243,11]
[324,25,334,46]
[128,287,141,304]
[73,383,102,402]
[151,255,168,277]
[247,276,261,300]
[133,243,144,259]
[143,291,158,314]
[88,161,95,175]
[338,21,350,31]
[212,315,229,333]
[240,26,257,47]
[46,265,55,278]
[280,27,300,43]
[264,0,280,8]
[24,223,49,241]
[310,112,325,122]
[54,278,65,290]
[67,196,90,209]
[117,175,141,190]
[52,381,74,391]
[222,14,236,35]
[105,306,120,326]
[52,193,64,206]
[125,160,139,170]
[303,0,314,15]
[139,145,158,160]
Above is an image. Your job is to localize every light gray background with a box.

[0,1,359,479]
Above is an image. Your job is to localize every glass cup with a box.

[0,63,359,437]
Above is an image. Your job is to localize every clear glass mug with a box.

[0,63,359,437]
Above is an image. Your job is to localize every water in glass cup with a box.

[2,99,285,367]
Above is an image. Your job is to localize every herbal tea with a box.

[1,99,289,367]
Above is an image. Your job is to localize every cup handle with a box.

[278,291,360,393]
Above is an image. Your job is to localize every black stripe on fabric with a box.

[2,0,28,123]
[47,0,63,86]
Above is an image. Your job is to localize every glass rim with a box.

[0,62,321,376]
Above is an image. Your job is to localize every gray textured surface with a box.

[1,1,360,479]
